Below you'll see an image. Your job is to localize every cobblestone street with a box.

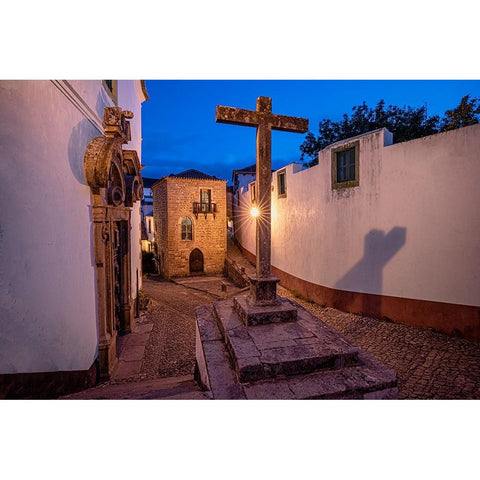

[140,276,245,379]
[67,239,480,400]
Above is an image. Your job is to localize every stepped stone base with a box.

[234,295,297,326]
[248,275,280,305]
[195,296,398,400]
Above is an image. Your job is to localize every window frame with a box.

[331,141,360,190]
[181,216,193,241]
[277,169,287,198]
[200,188,211,212]
[102,80,118,105]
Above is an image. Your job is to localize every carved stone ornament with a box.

[83,108,143,207]
[104,107,133,144]
[101,223,110,242]
[123,150,143,206]
[84,136,124,193]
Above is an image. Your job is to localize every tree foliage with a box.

[300,96,480,167]
[440,94,480,132]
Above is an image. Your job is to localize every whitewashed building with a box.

[141,177,158,252]
[0,80,148,397]
[234,125,480,342]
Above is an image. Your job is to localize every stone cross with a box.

[216,97,308,304]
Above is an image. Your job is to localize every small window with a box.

[337,148,355,182]
[181,217,193,240]
[102,80,118,104]
[332,142,359,189]
[277,169,286,198]
[250,183,256,202]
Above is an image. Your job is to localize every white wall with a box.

[0,80,146,374]
[237,173,256,191]
[235,125,480,308]
[117,80,147,299]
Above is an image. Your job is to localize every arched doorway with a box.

[189,248,204,274]
[83,106,143,380]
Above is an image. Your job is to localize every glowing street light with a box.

[250,205,260,218]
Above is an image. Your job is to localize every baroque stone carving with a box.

[123,150,143,207]
[101,223,109,243]
[83,107,143,380]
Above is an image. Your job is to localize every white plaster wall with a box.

[0,81,106,374]
[237,173,256,190]
[378,125,480,306]
[117,80,147,297]
[235,125,480,307]
[145,215,155,242]
[0,80,146,375]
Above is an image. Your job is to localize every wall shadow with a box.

[67,118,98,186]
[334,227,407,317]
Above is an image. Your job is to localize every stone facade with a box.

[152,171,227,278]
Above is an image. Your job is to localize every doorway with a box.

[189,248,204,274]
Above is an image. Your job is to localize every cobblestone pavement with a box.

[141,275,244,379]
[68,238,480,399]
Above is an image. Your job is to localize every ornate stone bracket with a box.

[84,108,143,206]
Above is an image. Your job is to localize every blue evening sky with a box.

[141,80,480,183]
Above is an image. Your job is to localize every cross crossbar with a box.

[215,104,308,133]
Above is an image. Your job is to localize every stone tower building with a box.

[152,169,227,278]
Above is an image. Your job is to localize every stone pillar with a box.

[92,204,118,380]
[256,121,271,278]
[250,97,279,306]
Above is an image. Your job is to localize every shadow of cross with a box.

[216,97,308,305]
[334,227,407,316]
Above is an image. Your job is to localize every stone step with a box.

[195,306,246,399]
[233,294,297,326]
[61,375,209,400]
[213,298,359,382]
[242,351,398,400]
[196,302,398,399]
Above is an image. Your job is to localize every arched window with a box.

[181,217,193,240]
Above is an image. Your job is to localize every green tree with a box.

[300,99,440,167]
[440,94,480,132]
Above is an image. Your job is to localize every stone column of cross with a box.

[216,96,308,285]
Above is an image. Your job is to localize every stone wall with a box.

[153,177,227,278]
[224,258,249,288]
